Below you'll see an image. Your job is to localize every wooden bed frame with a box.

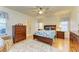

[33,35,53,45]
[33,25,56,45]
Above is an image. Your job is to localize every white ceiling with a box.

[5,6,73,17]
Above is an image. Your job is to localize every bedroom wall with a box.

[39,16,58,25]
[27,16,36,36]
[0,7,30,36]
[37,16,59,31]
[75,7,79,35]
[70,7,79,35]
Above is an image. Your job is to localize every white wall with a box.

[40,16,58,25]
[70,7,79,35]
[0,7,29,36]
[76,7,79,35]
[27,17,36,36]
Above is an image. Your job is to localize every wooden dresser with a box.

[70,32,79,52]
[12,25,26,43]
[56,31,65,39]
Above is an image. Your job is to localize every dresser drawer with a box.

[56,31,64,39]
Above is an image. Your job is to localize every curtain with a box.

[0,11,8,35]
[0,11,8,19]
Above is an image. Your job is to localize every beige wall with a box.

[37,16,59,31]
[70,7,79,35]
[75,7,79,35]
[40,17,58,25]
[27,17,36,36]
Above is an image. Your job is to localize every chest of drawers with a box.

[12,25,26,43]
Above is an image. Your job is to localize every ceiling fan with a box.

[32,6,48,15]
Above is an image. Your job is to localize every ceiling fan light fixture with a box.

[39,10,43,14]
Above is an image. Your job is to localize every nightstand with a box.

[56,31,65,39]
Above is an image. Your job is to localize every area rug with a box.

[8,40,64,52]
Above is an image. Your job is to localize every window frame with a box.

[59,16,70,32]
[0,12,8,36]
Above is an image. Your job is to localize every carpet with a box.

[8,40,64,52]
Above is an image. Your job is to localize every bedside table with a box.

[56,31,65,39]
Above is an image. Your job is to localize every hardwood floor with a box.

[27,35,33,39]
[70,41,79,52]
[70,32,79,52]
[52,38,69,51]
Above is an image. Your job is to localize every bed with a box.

[33,25,56,45]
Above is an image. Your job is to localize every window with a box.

[0,12,8,35]
[59,16,70,32]
[60,21,69,32]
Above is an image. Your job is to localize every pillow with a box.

[0,38,5,48]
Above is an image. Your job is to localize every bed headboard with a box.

[44,25,56,30]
